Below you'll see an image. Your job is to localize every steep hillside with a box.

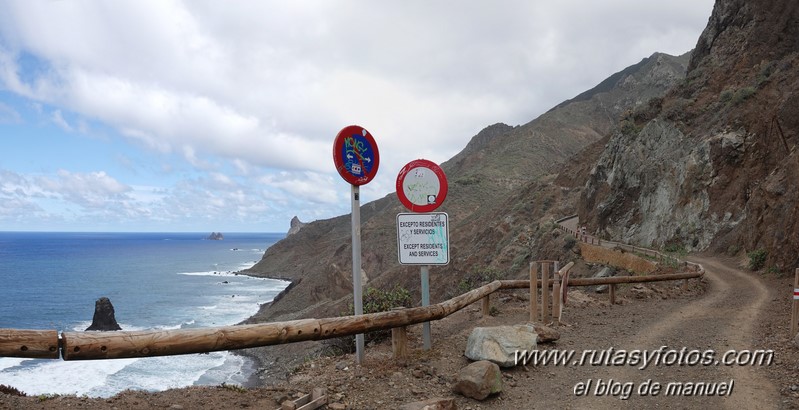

[246,52,690,322]
[580,0,799,270]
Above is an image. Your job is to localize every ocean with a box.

[0,231,288,397]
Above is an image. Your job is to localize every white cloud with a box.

[36,170,131,208]
[51,109,72,131]
[0,1,716,230]
[0,101,20,123]
[259,171,339,205]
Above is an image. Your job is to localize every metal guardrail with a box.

[554,219,704,274]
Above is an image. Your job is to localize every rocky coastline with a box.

[232,274,307,387]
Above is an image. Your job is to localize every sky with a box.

[0,0,716,233]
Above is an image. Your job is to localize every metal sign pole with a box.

[421,265,431,350]
[351,184,365,363]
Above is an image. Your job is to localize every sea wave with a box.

[177,270,241,277]
[0,353,242,398]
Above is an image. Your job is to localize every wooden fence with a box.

[0,265,702,362]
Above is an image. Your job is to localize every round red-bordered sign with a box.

[396,159,448,212]
[333,125,380,186]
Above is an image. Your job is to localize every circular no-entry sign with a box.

[396,159,448,212]
[333,125,380,186]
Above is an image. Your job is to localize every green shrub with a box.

[719,89,734,103]
[563,236,577,250]
[620,119,638,135]
[732,87,756,105]
[455,176,481,186]
[458,267,504,294]
[511,251,532,273]
[756,62,776,88]
[747,249,768,271]
[361,285,413,315]
[664,243,686,256]
[325,285,413,355]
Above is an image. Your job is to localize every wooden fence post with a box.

[792,268,799,337]
[391,326,408,360]
[530,262,538,322]
[552,274,561,326]
[481,295,490,318]
[609,284,616,305]
[542,263,550,323]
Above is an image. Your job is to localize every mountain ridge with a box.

[245,51,691,323]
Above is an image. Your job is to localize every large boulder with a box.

[85,297,122,331]
[464,325,537,367]
[452,360,502,401]
[593,266,615,293]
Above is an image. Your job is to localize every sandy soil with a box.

[2,255,798,409]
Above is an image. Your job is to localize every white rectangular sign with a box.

[397,212,449,265]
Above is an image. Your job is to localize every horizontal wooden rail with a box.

[500,271,701,289]
[0,281,503,361]
[566,271,702,286]
[0,329,60,359]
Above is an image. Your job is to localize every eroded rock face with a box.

[581,120,719,251]
[580,0,799,270]
[85,297,122,331]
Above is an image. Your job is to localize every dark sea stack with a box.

[207,232,224,240]
[85,297,122,331]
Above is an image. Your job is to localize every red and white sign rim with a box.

[395,159,448,212]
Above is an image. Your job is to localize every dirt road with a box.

[474,254,784,409]
[574,255,779,409]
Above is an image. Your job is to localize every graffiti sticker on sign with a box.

[333,125,380,186]
[396,159,448,212]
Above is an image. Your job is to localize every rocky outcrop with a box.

[207,232,224,240]
[85,297,122,331]
[287,216,307,236]
[464,325,537,367]
[580,0,799,269]
[452,361,502,401]
[581,119,715,250]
